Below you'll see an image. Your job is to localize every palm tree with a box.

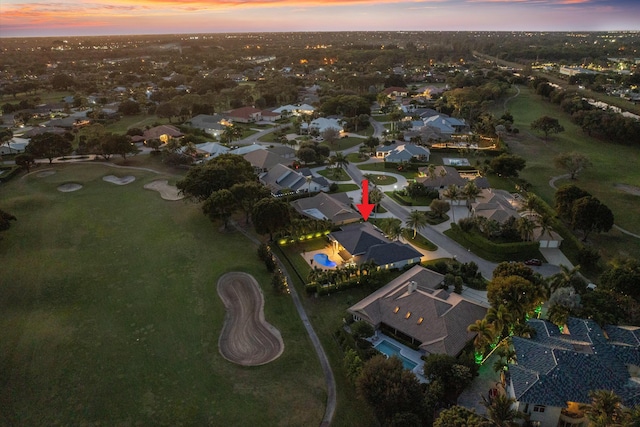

[486,305,513,339]
[442,185,461,223]
[461,181,481,215]
[520,193,541,215]
[467,318,496,352]
[582,390,626,427]
[536,213,553,241]
[516,217,536,242]
[369,187,384,214]
[405,210,428,239]
[333,152,348,170]
[547,264,582,293]
[482,394,523,427]
[305,175,313,197]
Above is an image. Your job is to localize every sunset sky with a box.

[1,0,639,37]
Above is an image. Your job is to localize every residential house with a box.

[290,192,361,226]
[471,189,520,224]
[301,117,343,135]
[273,103,315,116]
[348,264,488,356]
[194,142,229,160]
[22,126,67,138]
[0,137,28,155]
[423,115,468,139]
[260,110,281,122]
[226,106,263,123]
[381,86,409,99]
[507,317,640,427]
[416,165,467,189]
[132,125,183,145]
[188,114,229,138]
[229,144,266,156]
[375,143,430,163]
[243,148,288,174]
[259,163,329,195]
[328,222,423,270]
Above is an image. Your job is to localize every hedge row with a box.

[0,165,22,183]
[445,223,540,262]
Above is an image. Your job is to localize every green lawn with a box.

[502,85,640,260]
[105,114,165,133]
[317,167,352,182]
[276,241,382,427]
[0,164,325,426]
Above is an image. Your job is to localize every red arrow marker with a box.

[356,179,375,221]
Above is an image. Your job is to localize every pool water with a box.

[375,340,418,371]
[313,253,337,268]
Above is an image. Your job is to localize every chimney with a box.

[408,281,418,294]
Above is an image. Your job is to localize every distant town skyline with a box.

[1,0,639,38]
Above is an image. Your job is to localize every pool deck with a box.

[303,247,343,270]
[369,332,426,382]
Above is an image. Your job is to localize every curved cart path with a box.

[217,272,284,366]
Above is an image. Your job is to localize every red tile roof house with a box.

[226,106,263,123]
[131,125,183,145]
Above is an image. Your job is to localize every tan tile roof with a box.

[348,265,487,356]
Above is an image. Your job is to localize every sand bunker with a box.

[37,170,56,178]
[217,272,284,366]
[57,183,83,192]
[103,175,135,185]
[615,184,640,196]
[143,180,184,201]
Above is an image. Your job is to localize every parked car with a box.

[524,258,542,266]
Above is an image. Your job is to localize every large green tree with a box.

[356,355,425,425]
[554,152,591,180]
[490,153,526,178]
[554,184,591,220]
[571,196,614,241]
[252,198,291,241]
[177,154,255,201]
[26,132,72,164]
[531,115,565,140]
[230,181,272,224]
[202,189,237,230]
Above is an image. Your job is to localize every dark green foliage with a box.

[555,184,591,220]
[26,132,72,164]
[434,406,487,427]
[0,208,17,232]
[489,153,526,178]
[599,258,640,301]
[252,198,291,241]
[571,196,614,241]
[177,154,256,201]
[356,355,425,425]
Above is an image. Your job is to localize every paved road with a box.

[231,222,336,427]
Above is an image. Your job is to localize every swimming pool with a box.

[375,339,418,371]
[313,253,337,268]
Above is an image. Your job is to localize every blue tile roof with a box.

[510,318,640,407]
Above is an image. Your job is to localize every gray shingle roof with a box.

[510,318,640,407]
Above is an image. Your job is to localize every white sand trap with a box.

[57,183,83,192]
[144,180,184,201]
[37,170,56,178]
[103,175,136,185]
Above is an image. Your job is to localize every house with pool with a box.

[347,265,488,359]
[328,223,423,270]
